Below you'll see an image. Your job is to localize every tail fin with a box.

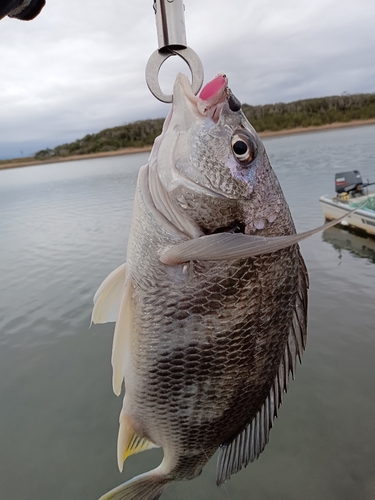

[99,468,170,500]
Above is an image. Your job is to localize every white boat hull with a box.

[319,195,375,236]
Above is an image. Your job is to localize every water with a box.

[0,125,374,500]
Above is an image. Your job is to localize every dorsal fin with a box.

[216,251,308,485]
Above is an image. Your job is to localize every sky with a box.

[1,0,375,159]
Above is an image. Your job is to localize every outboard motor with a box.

[335,170,363,195]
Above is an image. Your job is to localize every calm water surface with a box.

[0,125,375,500]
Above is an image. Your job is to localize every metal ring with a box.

[145,47,204,103]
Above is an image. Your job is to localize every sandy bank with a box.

[258,118,375,138]
[0,146,152,171]
[1,118,375,171]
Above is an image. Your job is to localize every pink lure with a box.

[197,74,228,121]
[199,74,228,101]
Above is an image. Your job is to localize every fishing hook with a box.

[145,0,204,103]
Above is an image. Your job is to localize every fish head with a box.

[150,73,292,236]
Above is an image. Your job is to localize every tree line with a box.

[242,93,375,131]
[35,93,375,160]
[35,119,164,159]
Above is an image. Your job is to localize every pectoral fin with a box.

[160,209,361,265]
[117,411,159,472]
[92,263,126,324]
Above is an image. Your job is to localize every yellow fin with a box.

[92,263,126,324]
[111,271,133,396]
[117,411,159,472]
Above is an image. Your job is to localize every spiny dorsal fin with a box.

[92,263,126,324]
[117,411,160,473]
[216,250,308,485]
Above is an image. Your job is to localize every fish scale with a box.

[127,173,300,462]
[93,74,315,500]
[132,231,297,488]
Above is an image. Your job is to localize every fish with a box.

[92,73,350,500]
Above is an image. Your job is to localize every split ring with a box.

[145,47,204,103]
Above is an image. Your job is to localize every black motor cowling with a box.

[335,170,363,194]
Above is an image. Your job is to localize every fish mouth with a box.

[170,74,237,199]
[173,73,228,122]
[173,73,200,104]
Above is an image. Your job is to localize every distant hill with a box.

[35,119,165,160]
[242,93,375,131]
[34,93,375,160]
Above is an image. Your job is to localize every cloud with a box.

[0,0,374,158]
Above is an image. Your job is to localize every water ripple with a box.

[1,134,375,500]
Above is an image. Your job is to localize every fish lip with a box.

[171,75,229,198]
[173,73,226,123]
[172,74,252,200]
[173,73,200,110]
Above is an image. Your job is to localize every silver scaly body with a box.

[93,74,345,500]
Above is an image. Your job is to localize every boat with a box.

[319,170,375,236]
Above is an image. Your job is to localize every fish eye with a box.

[231,132,257,166]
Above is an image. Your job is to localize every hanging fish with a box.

[92,73,348,500]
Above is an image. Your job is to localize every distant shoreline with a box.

[1,118,375,171]
[0,146,153,171]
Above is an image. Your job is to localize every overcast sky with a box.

[1,0,374,159]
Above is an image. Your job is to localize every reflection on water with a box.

[322,225,375,264]
[0,127,375,500]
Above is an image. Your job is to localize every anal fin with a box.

[117,411,160,473]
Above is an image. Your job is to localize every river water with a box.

[0,125,374,500]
